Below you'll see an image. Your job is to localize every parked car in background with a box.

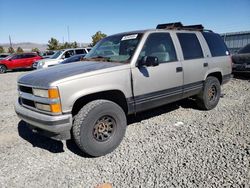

[59,54,86,65]
[39,51,56,59]
[232,44,250,74]
[0,52,42,73]
[33,48,91,69]
[0,53,10,59]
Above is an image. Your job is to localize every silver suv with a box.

[15,22,232,157]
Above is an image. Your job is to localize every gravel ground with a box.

[0,71,249,188]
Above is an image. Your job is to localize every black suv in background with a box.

[232,44,250,74]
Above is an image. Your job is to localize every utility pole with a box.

[9,35,12,48]
[67,26,70,43]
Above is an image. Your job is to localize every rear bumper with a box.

[15,101,72,140]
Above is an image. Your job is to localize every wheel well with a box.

[72,90,128,116]
[207,72,222,84]
[0,64,7,69]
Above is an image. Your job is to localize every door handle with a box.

[176,67,183,72]
[203,62,208,67]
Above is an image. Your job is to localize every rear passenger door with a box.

[23,54,36,67]
[132,32,183,112]
[176,32,208,97]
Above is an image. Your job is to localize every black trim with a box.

[16,112,70,126]
[127,81,203,113]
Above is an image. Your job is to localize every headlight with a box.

[35,102,61,113]
[35,103,51,112]
[32,88,60,99]
[39,62,45,66]
[33,88,48,98]
[32,88,61,113]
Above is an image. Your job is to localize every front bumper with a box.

[15,101,72,140]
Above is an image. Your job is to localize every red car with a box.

[0,52,42,73]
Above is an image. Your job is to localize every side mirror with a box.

[138,56,159,67]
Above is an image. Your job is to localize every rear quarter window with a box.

[202,32,229,57]
[177,33,204,60]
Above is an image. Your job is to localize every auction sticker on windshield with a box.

[121,34,138,41]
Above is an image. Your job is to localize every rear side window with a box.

[75,49,86,54]
[202,32,229,57]
[177,33,204,60]
[24,54,36,58]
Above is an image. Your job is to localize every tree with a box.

[0,46,5,53]
[32,48,40,53]
[71,41,78,48]
[16,47,24,53]
[8,47,15,54]
[91,31,107,46]
[47,37,60,50]
[60,42,71,49]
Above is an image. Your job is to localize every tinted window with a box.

[75,49,86,54]
[24,54,36,58]
[238,44,250,54]
[64,50,74,58]
[139,33,177,63]
[177,33,204,60]
[202,32,229,57]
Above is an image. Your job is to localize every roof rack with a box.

[156,22,213,32]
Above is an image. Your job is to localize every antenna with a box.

[67,26,70,43]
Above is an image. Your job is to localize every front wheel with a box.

[196,76,221,110]
[0,65,7,74]
[72,100,127,157]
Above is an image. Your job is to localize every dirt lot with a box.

[0,71,249,187]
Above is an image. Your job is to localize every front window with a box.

[51,51,63,59]
[85,33,143,63]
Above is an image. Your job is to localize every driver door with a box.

[131,32,183,112]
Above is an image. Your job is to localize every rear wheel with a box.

[72,99,127,157]
[0,65,7,74]
[196,76,221,110]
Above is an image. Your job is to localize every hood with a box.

[18,61,124,87]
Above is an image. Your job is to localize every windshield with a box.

[4,54,15,60]
[50,50,63,59]
[85,33,143,63]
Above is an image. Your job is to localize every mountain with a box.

[0,42,91,52]
[0,42,47,52]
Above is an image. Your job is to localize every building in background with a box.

[221,31,250,54]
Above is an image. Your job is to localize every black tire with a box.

[72,99,127,157]
[196,76,221,110]
[0,65,7,74]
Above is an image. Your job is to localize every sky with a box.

[0,0,249,44]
